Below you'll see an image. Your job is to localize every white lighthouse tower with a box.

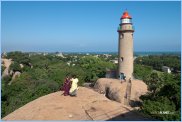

[117,10,134,81]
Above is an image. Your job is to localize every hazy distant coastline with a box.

[134,51,181,56]
[2,51,181,56]
[64,51,181,56]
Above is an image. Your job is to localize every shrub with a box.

[10,62,22,72]
[1,65,6,75]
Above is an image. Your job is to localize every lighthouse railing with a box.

[117,26,135,31]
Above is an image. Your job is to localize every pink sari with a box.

[63,78,71,96]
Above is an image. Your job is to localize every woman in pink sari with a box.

[63,75,71,96]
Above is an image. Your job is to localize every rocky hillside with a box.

[3,80,150,120]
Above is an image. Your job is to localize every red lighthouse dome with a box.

[121,11,132,19]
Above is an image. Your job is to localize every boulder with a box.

[20,64,24,68]
[130,80,148,101]
[8,71,21,85]
[10,70,14,76]
[2,67,9,78]
[94,78,127,104]
[94,78,148,105]
[12,71,21,80]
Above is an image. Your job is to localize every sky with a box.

[1,1,181,52]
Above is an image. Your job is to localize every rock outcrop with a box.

[11,71,21,80]
[8,71,21,85]
[3,87,151,121]
[130,79,148,101]
[2,58,22,83]
[20,64,24,68]
[94,78,148,105]
[94,78,127,103]
[1,58,12,77]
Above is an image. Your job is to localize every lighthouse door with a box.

[119,73,125,80]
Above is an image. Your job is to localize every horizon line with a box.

[1,51,181,53]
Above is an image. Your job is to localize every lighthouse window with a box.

[120,34,122,38]
[120,57,124,62]
[122,18,131,23]
[120,34,124,39]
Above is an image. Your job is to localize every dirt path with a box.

[2,87,151,120]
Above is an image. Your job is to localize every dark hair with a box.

[66,74,70,78]
[72,74,76,78]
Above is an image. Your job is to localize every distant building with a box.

[56,52,65,58]
[103,54,111,58]
[110,59,118,64]
[94,55,99,58]
[162,66,171,73]
[43,53,48,56]
[67,61,71,66]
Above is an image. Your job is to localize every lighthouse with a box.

[117,10,134,81]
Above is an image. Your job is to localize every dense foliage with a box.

[1,65,5,75]
[134,55,181,121]
[140,73,180,121]
[10,62,22,73]
[135,55,180,72]
[78,56,116,82]
[133,64,152,80]
[6,51,30,65]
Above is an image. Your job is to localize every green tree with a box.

[140,72,180,121]
[79,56,115,82]
[133,64,152,80]
[7,51,30,66]
[135,55,180,72]
[10,61,22,72]
[1,65,5,75]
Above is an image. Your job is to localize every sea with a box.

[63,51,181,56]
[7,51,181,57]
[134,51,181,56]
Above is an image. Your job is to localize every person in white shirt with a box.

[69,75,79,96]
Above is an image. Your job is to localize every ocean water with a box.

[134,51,181,56]
[64,51,181,56]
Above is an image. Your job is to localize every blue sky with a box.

[1,1,181,52]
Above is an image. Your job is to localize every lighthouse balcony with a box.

[117,26,135,32]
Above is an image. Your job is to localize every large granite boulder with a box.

[94,78,127,104]
[94,78,148,105]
